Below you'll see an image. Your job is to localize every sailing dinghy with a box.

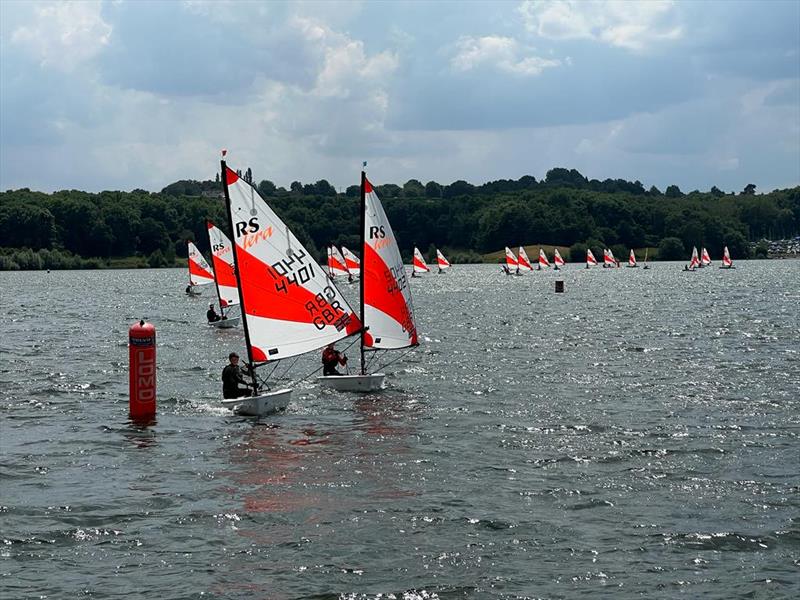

[327,245,350,279]
[187,241,214,295]
[586,249,598,269]
[643,248,650,269]
[720,246,735,269]
[504,247,520,275]
[220,159,361,415]
[627,249,638,268]
[700,247,712,267]
[553,248,565,270]
[412,247,430,277]
[538,248,551,270]
[435,248,451,273]
[318,169,419,392]
[206,220,241,329]
[603,248,617,268]
[686,246,700,271]
[517,247,533,272]
[341,246,361,279]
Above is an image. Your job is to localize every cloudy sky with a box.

[1,0,798,194]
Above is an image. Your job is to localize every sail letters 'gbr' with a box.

[307,286,351,331]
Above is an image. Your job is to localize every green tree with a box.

[658,237,685,260]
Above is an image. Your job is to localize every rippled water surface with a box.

[2,263,799,599]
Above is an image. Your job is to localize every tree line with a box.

[1,167,798,270]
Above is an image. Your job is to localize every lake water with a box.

[1,262,799,599]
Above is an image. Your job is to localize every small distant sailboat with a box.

[319,168,419,392]
[643,248,650,269]
[553,248,565,270]
[412,247,430,277]
[537,248,551,270]
[686,246,700,271]
[586,248,598,269]
[186,241,214,295]
[505,246,520,275]
[700,247,712,268]
[327,245,349,279]
[517,247,533,272]
[720,246,735,269]
[220,159,360,415]
[603,248,616,268]
[341,246,361,280]
[435,248,451,273]
[627,249,638,268]
[206,220,241,328]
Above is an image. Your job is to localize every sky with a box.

[1,0,798,194]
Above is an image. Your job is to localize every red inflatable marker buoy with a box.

[129,320,156,422]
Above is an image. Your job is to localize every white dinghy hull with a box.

[221,388,291,416]
[209,317,240,329]
[187,286,204,296]
[317,373,385,392]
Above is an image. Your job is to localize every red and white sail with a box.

[628,249,637,267]
[538,248,551,268]
[553,248,565,267]
[207,221,241,309]
[341,246,361,276]
[586,249,598,266]
[505,246,518,268]
[604,248,616,267]
[722,246,733,267]
[221,164,360,363]
[363,175,418,349]
[187,241,214,286]
[436,248,451,270]
[412,247,430,274]
[701,247,712,266]
[327,245,349,278]
[689,246,700,268]
[517,247,533,271]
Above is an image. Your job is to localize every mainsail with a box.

[327,246,349,278]
[505,247,518,269]
[586,249,598,267]
[689,246,700,269]
[604,248,616,267]
[207,220,242,310]
[628,249,637,267]
[701,247,712,266]
[538,248,551,268]
[187,241,214,287]
[221,163,360,363]
[341,246,361,276]
[412,247,430,274]
[553,248,565,268]
[517,247,533,271]
[722,246,733,268]
[363,173,418,351]
[436,248,451,271]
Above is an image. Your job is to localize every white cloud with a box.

[518,0,683,51]
[10,1,111,71]
[451,35,561,76]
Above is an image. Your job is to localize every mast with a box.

[359,167,367,376]
[205,219,226,317]
[220,157,259,395]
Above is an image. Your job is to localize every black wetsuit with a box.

[222,364,250,398]
[207,309,220,322]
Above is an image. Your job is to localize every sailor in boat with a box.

[207,303,221,323]
[222,352,252,399]
[321,343,348,376]
[186,285,193,295]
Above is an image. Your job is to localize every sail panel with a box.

[505,247,518,267]
[412,247,430,273]
[342,246,361,274]
[518,247,533,270]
